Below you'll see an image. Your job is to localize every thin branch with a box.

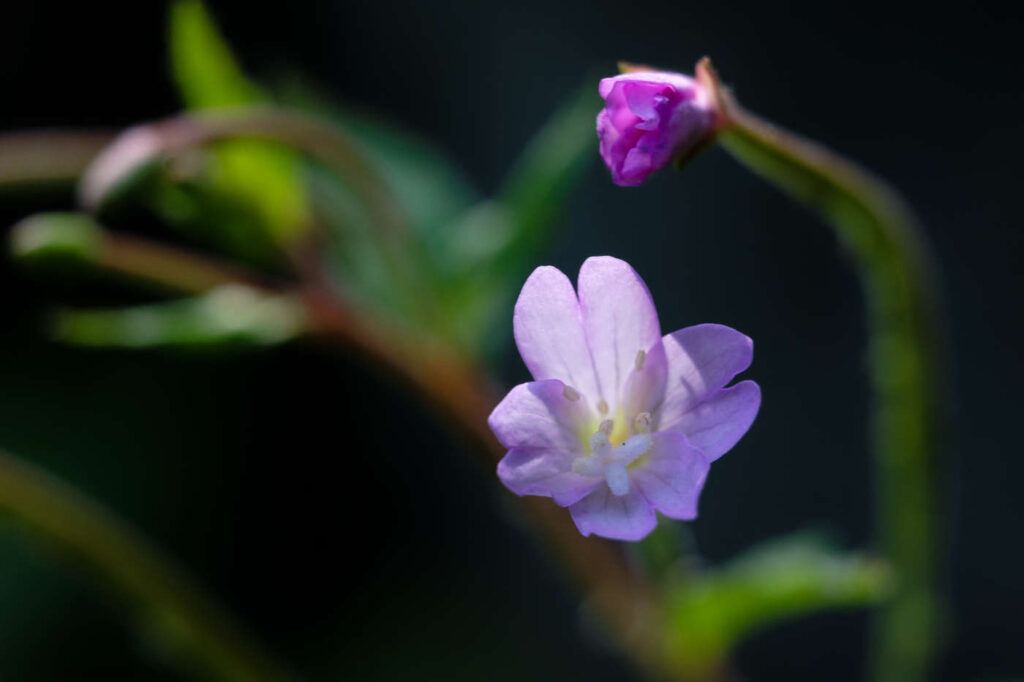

[0,449,297,682]
[0,129,114,192]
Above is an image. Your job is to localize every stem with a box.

[0,130,114,192]
[100,232,273,294]
[698,59,947,681]
[0,449,297,682]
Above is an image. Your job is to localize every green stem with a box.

[697,59,947,682]
[0,449,297,682]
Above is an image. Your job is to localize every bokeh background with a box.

[1,1,1021,680]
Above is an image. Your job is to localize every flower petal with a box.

[657,323,754,425]
[577,257,662,409]
[668,380,761,461]
[488,379,592,451]
[569,485,657,541]
[497,448,602,507]
[631,431,709,520]
[514,266,601,401]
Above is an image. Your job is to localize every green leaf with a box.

[169,0,263,107]
[662,532,893,674]
[9,213,103,270]
[432,84,600,353]
[166,1,310,247]
[53,285,305,349]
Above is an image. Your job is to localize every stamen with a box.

[634,412,652,433]
[597,399,609,415]
[562,385,581,402]
[598,419,614,435]
[634,349,646,371]
[588,428,613,456]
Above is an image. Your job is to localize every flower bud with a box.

[596,70,717,186]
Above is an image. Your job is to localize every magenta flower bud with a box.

[596,70,717,186]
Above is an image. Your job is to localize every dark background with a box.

[1,1,1022,679]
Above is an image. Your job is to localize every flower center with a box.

[571,414,653,496]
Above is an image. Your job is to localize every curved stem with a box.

[0,449,297,682]
[0,130,113,192]
[698,59,947,681]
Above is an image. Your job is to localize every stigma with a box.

[571,418,654,496]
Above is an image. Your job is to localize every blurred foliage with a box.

[276,77,599,355]
[0,3,908,680]
[164,0,310,258]
[663,532,892,674]
[53,285,304,349]
[9,213,103,269]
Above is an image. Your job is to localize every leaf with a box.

[432,84,601,353]
[53,285,305,349]
[9,213,103,270]
[662,532,893,674]
[166,0,310,247]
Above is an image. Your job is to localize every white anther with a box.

[562,385,581,402]
[635,349,646,371]
[634,412,652,433]
[597,399,609,415]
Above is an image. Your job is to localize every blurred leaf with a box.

[490,82,600,264]
[276,78,482,339]
[166,0,309,248]
[9,213,103,270]
[169,0,263,107]
[434,85,600,353]
[54,285,305,349]
[276,77,481,247]
[663,532,893,674]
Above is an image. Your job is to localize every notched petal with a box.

[631,431,710,520]
[498,448,602,507]
[657,323,755,428]
[669,380,761,461]
[569,486,657,541]
[577,256,662,407]
[513,266,601,400]
[488,379,593,451]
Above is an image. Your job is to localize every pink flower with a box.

[596,71,717,186]
[489,257,760,541]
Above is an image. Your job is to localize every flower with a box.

[596,70,717,187]
[488,256,760,541]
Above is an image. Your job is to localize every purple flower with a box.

[489,257,760,541]
[597,71,717,187]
